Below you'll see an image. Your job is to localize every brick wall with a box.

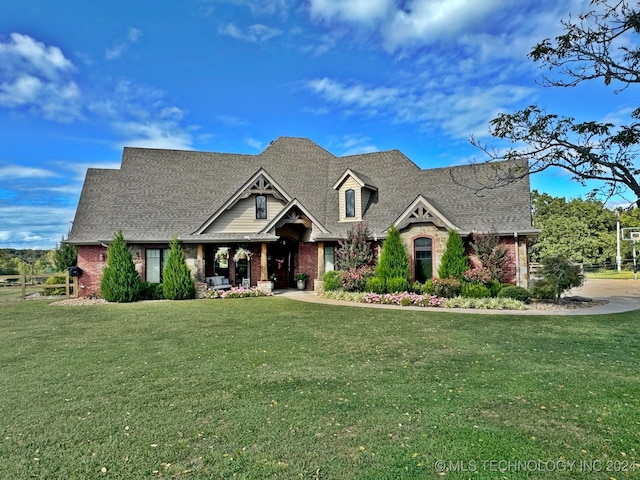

[77,245,107,298]
[297,242,318,290]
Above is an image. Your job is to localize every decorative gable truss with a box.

[194,169,291,235]
[332,168,378,222]
[392,195,458,231]
[259,199,329,241]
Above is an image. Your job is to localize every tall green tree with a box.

[438,231,469,280]
[162,238,196,300]
[469,0,640,205]
[100,231,141,303]
[375,226,409,281]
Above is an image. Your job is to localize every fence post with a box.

[65,270,70,297]
[21,274,26,300]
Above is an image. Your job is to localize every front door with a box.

[268,238,297,288]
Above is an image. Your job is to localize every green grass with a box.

[1,297,638,479]
[585,270,637,279]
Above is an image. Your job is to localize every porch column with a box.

[260,242,268,281]
[196,244,204,282]
[317,242,324,278]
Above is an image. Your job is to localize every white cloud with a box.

[0,205,77,249]
[245,137,264,150]
[309,0,393,24]
[113,121,193,150]
[105,27,142,60]
[0,33,81,122]
[333,135,379,156]
[219,23,283,42]
[0,165,58,179]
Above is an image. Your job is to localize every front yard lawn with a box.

[1,297,638,479]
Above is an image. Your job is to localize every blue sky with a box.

[0,0,636,249]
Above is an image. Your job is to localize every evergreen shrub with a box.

[365,276,385,293]
[461,282,491,298]
[386,276,409,293]
[162,238,196,300]
[100,231,141,303]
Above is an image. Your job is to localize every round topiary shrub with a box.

[497,285,531,303]
[322,270,342,291]
[433,277,462,298]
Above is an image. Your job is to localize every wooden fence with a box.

[0,272,78,299]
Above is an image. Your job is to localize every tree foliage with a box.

[335,222,374,270]
[162,238,196,300]
[54,240,77,272]
[469,0,640,205]
[531,256,585,301]
[100,231,141,303]
[531,190,617,264]
[375,225,409,282]
[470,230,511,283]
[438,231,469,280]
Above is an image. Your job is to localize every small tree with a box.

[100,231,141,303]
[532,256,584,301]
[163,238,196,300]
[471,230,511,283]
[335,222,374,270]
[438,231,469,280]
[54,239,77,272]
[375,225,409,286]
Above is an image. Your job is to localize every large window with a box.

[345,189,355,218]
[324,245,334,272]
[414,237,433,283]
[256,195,267,219]
[146,248,170,283]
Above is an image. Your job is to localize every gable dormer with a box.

[332,169,378,222]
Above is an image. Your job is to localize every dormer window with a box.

[345,189,355,218]
[333,169,378,222]
[256,195,267,219]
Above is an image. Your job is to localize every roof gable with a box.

[392,195,458,231]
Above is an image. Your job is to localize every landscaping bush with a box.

[100,231,141,303]
[432,277,462,298]
[43,275,66,295]
[536,256,584,300]
[335,222,374,270]
[461,282,491,298]
[410,282,423,294]
[497,285,531,303]
[375,225,409,284]
[365,276,385,293]
[438,231,469,280]
[139,281,165,300]
[487,280,503,297]
[385,276,409,293]
[421,279,435,295]
[340,265,374,291]
[205,286,271,299]
[162,238,196,300]
[322,270,341,291]
[530,278,559,300]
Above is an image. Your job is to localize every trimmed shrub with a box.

[162,238,196,300]
[365,276,385,293]
[461,282,491,298]
[386,276,409,293]
[438,231,470,280]
[432,277,462,298]
[140,281,165,300]
[530,278,559,300]
[487,280,503,297]
[410,282,423,294]
[322,270,341,291]
[375,225,409,283]
[497,285,531,303]
[100,231,141,303]
[421,279,435,295]
[335,222,374,270]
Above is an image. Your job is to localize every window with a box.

[256,195,267,219]
[345,189,355,218]
[414,237,432,283]
[146,248,170,283]
[324,245,334,272]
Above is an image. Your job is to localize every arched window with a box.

[414,237,433,282]
[345,189,355,218]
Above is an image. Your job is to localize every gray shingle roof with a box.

[67,136,536,244]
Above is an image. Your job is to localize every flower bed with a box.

[320,290,526,310]
[205,286,273,299]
